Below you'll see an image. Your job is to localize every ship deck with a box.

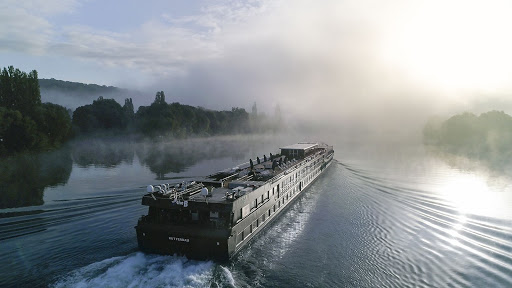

[144,143,333,205]
[191,148,327,202]
[187,187,232,203]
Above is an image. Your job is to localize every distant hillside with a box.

[39,78,123,94]
[38,78,141,110]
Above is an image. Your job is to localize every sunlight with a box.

[380,0,512,93]
[438,172,509,218]
[447,214,466,248]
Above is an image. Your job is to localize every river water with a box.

[1,134,511,287]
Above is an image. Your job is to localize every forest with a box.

[0,66,280,155]
[0,66,72,155]
[423,110,512,164]
[72,91,280,137]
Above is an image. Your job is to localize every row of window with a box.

[238,185,278,222]
[237,201,280,245]
[236,159,324,244]
[237,171,316,245]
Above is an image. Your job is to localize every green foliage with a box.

[135,92,173,136]
[33,103,72,147]
[0,66,72,155]
[132,91,251,137]
[424,110,512,163]
[123,98,134,118]
[72,96,127,133]
[71,91,278,138]
[0,107,37,153]
[154,91,166,105]
[122,98,135,130]
[0,66,41,114]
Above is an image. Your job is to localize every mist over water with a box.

[1,134,512,287]
[3,1,512,286]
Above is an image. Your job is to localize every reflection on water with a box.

[0,136,269,208]
[423,146,512,220]
[0,149,72,209]
[330,150,512,287]
[426,145,512,174]
[136,138,250,179]
[438,172,512,219]
[71,139,135,168]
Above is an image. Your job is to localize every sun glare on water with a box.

[438,171,512,219]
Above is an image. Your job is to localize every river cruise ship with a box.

[135,142,334,260]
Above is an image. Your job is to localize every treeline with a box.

[0,66,72,155]
[72,91,280,137]
[0,66,281,155]
[423,110,512,162]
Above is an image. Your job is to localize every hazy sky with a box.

[2,0,512,129]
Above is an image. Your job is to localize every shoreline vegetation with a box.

[423,110,512,167]
[0,66,282,156]
[0,66,71,155]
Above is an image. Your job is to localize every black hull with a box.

[135,222,231,261]
[135,143,334,261]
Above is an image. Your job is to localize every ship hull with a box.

[229,154,333,256]
[135,223,231,260]
[135,142,334,261]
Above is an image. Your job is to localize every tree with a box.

[135,93,173,136]
[154,91,166,105]
[0,107,37,153]
[0,66,70,154]
[123,98,134,116]
[424,110,512,164]
[122,98,135,130]
[72,97,126,133]
[72,105,98,133]
[33,103,72,147]
[0,66,40,114]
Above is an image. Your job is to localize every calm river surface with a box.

[1,134,512,287]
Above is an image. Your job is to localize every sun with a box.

[379,0,512,93]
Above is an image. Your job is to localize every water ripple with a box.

[338,161,512,287]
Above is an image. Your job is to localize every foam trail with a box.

[209,265,236,288]
[51,252,216,288]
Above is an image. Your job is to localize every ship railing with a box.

[219,172,239,183]
[183,184,205,197]
[237,174,253,182]
[268,150,326,185]
[237,175,254,185]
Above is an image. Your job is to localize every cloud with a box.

[0,0,79,54]
[4,0,512,138]
[1,0,277,74]
[49,21,219,77]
